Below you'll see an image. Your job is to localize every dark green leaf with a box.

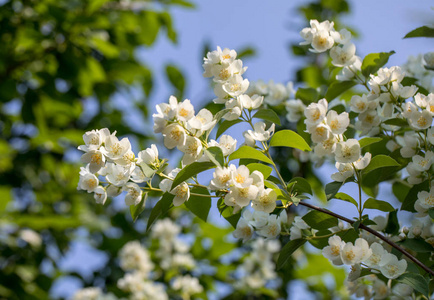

[333,192,358,207]
[166,64,185,95]
[146,193,174,232]
[359,137,382,148]
[269,130,311,151]
[325,181,344,200]
[382,118,408,127]
[401,181,429,212]
[403,26,434,38]
[204,147,224,167]
[185,187,211,222]
[295,87,319,104]
[246,163,273,179]
[429,208,434,219]
[277,239,306,269]
[385,210,399,235]
[237,47,256,59]
[287,177,312,195]
[302,210,338,230]
[361,51,395,77]
[325,81,357,101]
[229,146,273,164]
[171,161,215,189]
[253,108,281,125]
[130,193,148,222]
[397,273,430,298]
[363,198,395,212]
[216,119,243,139]
[398,239,434,253]
[362,155,400,174]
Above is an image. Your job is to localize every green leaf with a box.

[204,147,224,167]
[302,210,338,230]
[253,109,281,125]
[229,146,273,164]
[168,0,195,8]
[397,273,430,298]
[361,51,395,77]
[146,193,174,232]
[397,238,434,253]
[185,187,211,222]
[0,186,11,212]
[237,47,256,59]
[392,180,412,203]
[362,155,400,174]
[363,198,395,212]
[382,118,408,127]
[87,0,110,13]
[130,193,148,222]
[358,137,382,148]
[216,119,242,139]
[385,210,399,235]
[308,230,333,249]
[401,181,429,212]
[325,81,357,101]
[140,163,156,178]
[325,181,344,200]
[429,208,434,219]
[403,26,434,38]
[333,192,358,207]
[217,198,241,228]
[295,87,318,104]
[277,239,306,270]
[269,130,311,151]
[246,163,273,179]
[166,64,185,95]
[171,161,215,189]
[287,177,312,195]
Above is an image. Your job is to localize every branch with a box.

[298,201,434,276]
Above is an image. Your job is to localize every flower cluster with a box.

[233,210,287,241]
[233,238,281,291]
[77,128,164,206]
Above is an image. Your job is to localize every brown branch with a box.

[298,201,434,276]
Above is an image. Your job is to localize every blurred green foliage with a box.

[0,0,192,298]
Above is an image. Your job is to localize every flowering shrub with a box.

[77,19,434,299]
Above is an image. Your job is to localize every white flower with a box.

[222,74,249,98]
[416,189,434,210]
[307,123,332,143]
[203,47,237,77]
[72,287,102,300]
[379,253,407,279]
[187,108,216,134]
[176,99,195,122]
[119,241,154,273]
[335,139,361,163]
[285,99,306,122]
[114,149,136,166]
[239,94,263,109]
[171,275,203,298]
[264,81,289,106]
[314,135,339,158]
[311,29,335,53]
[408,110,432,130]
[209,165,235,189]
[233,217,254,242]
[390,82,418,99]
[350,94,370,113]
[80,149,105,173]
[331,162,354,182]
[289,216,310,240]
[78,128,110,152]
[348,264,362,281]
[19,229,42,248]
[178,136,203,165]
[331,28,352,44]
[355,238,372,262]
[304,98,328,126]
[209,134,237,157]
[340,241,363,265]
[162,124,186,149]
[322,235,345,265]
[152,96,178,133]
[211,59,246,82]
[223,97,243,120]
[424,52,434,68]
[251,188,277,213]
[130,166,148,183]
[225,185,259,208]
[137,144,159,167]
[373,279,389,299]
[257,214,281,238]
[170,182,190,206]
[364,242,386,268]
[242,130,256,147]
[245,210,269,228]
[100,134,131,161]
[353,152,372,170]
[123,183,142,206]
[397,132,419,158]
[336,56,362,81]
[231,165,253,188]
[101,163,132,187]
[77,167,99,192]
[246,121,275,142]
[330,42,357,67]
[106,184,122,197]
[93,186,107,204]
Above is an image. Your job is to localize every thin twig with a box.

[298,201,434,276]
